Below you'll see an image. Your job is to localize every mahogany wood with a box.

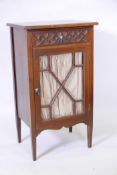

[7,21,98,160]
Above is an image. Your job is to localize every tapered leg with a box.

[31,136,36,161]
[87,124,93,147]
[69,127,72,133]
[16,116,21,143]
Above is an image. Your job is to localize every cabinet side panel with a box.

[13,28,30,126]
[88,26,94,125]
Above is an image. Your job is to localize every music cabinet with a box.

[7,21,98,160]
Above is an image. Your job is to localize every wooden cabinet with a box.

[7,21,98,160]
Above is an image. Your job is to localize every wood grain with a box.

[8,21,98,160]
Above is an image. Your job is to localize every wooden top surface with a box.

[7,20,98,30]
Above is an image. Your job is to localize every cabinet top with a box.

[7,20,98,30]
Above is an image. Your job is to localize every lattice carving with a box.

[32,28,89,46]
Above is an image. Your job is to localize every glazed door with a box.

[33,45,90,129]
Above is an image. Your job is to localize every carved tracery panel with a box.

[32,28,89,46]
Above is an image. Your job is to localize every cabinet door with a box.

[33,45,89,129]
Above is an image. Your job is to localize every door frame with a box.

[33,43,90,132]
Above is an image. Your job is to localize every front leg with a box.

[31,135,36,161]
[69,127,72,133]
[16,116,21,143]
[87,122,93,147]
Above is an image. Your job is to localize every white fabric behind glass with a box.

[40,52,83,121]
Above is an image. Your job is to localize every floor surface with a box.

[0,109,117,175]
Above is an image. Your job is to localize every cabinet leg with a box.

[16,116,21,143]
[69,127,72,133]
[31,136,36,161]
[87,124,93,148]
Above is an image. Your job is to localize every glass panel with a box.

[64,67,83,100]
[40,72,60,105]
[75,52,83,65]
[40,56,48,69]
[76,102,84,114]
[39,51,84,121]
[41,108,50,121]
[51,53,72,82]
[52,90,73,119]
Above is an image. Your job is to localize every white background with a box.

[0,0,117,174]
